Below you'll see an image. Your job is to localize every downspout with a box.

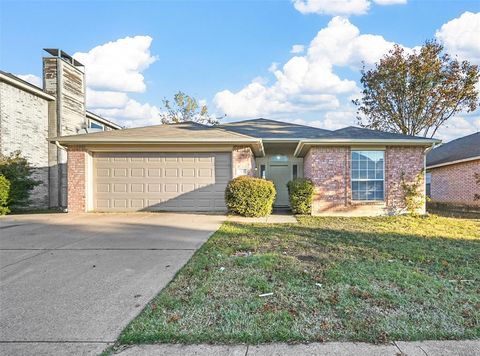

[55,141,67,151]
[54,141,68,212]
[423,143,436,214]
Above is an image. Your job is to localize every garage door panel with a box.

[93,152,231,212]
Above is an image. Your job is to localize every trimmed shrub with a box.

[0,175,10,215]
[225,176,276,217]
[287,178,314,215]
[0,151,40,210]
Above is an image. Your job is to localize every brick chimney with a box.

[42,49,87,209]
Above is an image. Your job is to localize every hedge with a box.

[287,178,314,215]
[225,176,276,217]
[0,175,11,215]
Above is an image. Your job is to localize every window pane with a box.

[292,165,298,179]
[351,150,384,201]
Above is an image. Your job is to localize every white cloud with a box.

[74,35,157,92]
[307,16,397,68]
[214,17,398,118]
[290,44,305,54]
[293,0,370,16]
[86,88,129,108]
[435,11,480,64]
[92,99,162,127]
[70,35,162,127]
[16,74,41,87]
[435,115,480,142]
[292,0,407,16]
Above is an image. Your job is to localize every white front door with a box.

[268,165,290,207]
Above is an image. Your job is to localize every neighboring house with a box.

[51,119,439,216]
[0,49,121,210]
[426,132,480,208]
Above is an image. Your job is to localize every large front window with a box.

[351,150,384,201]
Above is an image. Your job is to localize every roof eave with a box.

[49,138,265,156]
[426,155,480,170]
[294,138,440,157]
[0,72,55,101]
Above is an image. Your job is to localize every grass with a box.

[118,215,480,345]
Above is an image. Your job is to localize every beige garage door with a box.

[93,152,231,212]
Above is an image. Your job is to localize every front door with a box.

[269,165,290,207]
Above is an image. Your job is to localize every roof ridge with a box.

[223,118,332,132]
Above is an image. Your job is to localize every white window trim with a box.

[351,150,385,202]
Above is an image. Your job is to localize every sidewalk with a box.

[228,208,298,224]
[116,340,480,355]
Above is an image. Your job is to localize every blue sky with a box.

[1,0,479,141]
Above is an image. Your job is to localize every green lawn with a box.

[119,215,480,345]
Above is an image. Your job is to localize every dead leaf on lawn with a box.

[167,314,181,323]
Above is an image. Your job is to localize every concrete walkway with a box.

[116,340,480,355]
[228,210,298,224]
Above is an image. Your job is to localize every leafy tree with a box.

[160,91,221,125]
[0,152,40,209]
[353,40,479,137]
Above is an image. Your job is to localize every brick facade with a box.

[232,145,256,177]
[304,147,350,212]
[385,146,425,214]
[429,159,480,206]
[67,146,87,213]
[0,81,51,208]
[304,145,426,215]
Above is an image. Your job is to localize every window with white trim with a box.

[351,150,384,201]
[89,121,104,130]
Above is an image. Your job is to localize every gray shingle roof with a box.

[427,132,480,167]
[52,121,259,142]
[52,118,439,147]
[326,126,435,140]
[219,118,331,139]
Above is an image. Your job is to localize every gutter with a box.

[426,155,480,170]
[50,138,266,157]
[0,72,55,101]
[294,138,441,157]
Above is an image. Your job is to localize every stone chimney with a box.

[42,49,86,209]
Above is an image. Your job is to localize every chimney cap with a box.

[43,48,84,67]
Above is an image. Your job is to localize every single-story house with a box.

[426,132,480,208]
[52,118,439,216]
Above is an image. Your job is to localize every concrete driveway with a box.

[0,212,225,356]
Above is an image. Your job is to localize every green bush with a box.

[225,176,276,217]
[0,175,11,215]
[0,151,40,210]
[287,178,314,215]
